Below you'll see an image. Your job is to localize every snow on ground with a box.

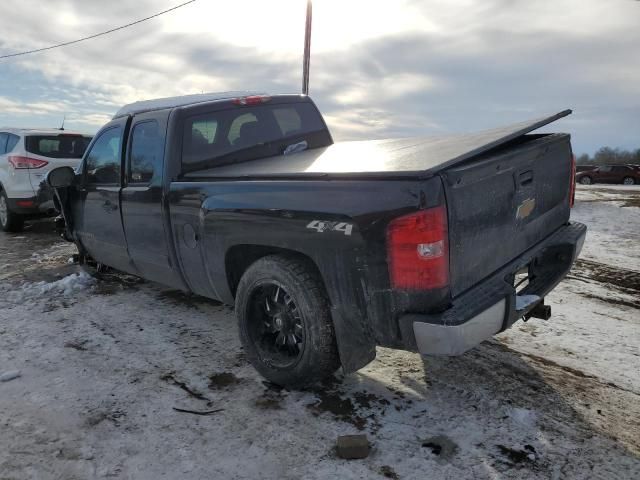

[5,271,95,303]
[572,184,640,270]
[0,185,639,479]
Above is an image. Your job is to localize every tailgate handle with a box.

[518,170,534,186]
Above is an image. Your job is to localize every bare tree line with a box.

[576,147,640,166]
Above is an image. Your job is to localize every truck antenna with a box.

[302,0,312,95]
[59,115,66,131]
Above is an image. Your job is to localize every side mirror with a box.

[46,166,76,188]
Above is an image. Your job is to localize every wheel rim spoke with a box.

[249,283,304,368]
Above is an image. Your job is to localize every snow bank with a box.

[11,271,95,302]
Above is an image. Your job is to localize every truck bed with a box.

[184,110,571,179]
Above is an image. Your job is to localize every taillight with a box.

[8,156,48,169]
[386,205,449,290]
[232,95,271,106]
[569,154,576,208]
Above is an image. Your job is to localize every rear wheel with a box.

[235,255,340,388]
[579,176,592,185]
[623,176,635,185]
[0,190,24,233]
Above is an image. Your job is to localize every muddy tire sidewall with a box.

[235,255,340,388]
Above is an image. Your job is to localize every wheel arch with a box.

[224,243,377,373]
[225,244,326,301]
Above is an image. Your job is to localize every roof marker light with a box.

[232,95,271,106]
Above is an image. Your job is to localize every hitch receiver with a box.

[525,300,551,321]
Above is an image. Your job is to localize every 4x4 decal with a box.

[306,220,353,236]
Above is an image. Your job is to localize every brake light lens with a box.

[232,95,271,106]
[569,154,576,208]
[386,206,449,290]
[8,156,48,169]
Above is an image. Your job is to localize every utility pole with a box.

[302,0,312,95]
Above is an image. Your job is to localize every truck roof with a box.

[113,91,268,119]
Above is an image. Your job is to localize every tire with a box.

[235,254,340,388]
[579,176,592,185]
[622,177,635,185]
[0,190,24,233]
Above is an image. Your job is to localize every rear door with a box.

[76,118,133,273]
[611,165,632,183]
[594,166,614,183]
[120,113,183,287]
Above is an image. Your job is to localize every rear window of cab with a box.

[181,102,331,172]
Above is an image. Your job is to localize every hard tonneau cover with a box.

[185,110,571,179]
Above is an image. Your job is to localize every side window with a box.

[129,121,163,184]
[6,134,19,153]
[85,127,122,185]
[599,166,611,172]
[0,133,8,154]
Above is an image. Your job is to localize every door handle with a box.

[102,200,118,212]
[518,170,534,186]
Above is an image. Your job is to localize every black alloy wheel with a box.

[235,254,340,388]
[247,282,305,369]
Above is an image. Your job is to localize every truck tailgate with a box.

[441,133,573,297]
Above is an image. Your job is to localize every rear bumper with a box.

[7,184,56,216]
[399,221,587,356]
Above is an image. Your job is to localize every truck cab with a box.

[65,93,331,287]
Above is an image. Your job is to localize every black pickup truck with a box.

[48,92,586,387]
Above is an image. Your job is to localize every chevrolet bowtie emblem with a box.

[516,198,536,220]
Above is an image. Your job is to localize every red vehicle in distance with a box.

[576,165,639,185]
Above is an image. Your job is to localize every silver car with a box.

[0,128,92,231]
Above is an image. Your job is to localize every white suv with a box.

[0,128,92,232]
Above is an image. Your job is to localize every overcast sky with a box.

[1,0,639,154]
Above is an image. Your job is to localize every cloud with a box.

[0,96,65,116]
[0,0,638,153]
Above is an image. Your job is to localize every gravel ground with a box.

[0,184,638,479]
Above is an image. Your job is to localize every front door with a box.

[76,118,133,273]
[595,166,614,183]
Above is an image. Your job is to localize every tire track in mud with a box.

[473,342,640,456]
[572,259,640,292]
[513,349,640,456]
[567,259,640,309]
[498,344,640,396]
